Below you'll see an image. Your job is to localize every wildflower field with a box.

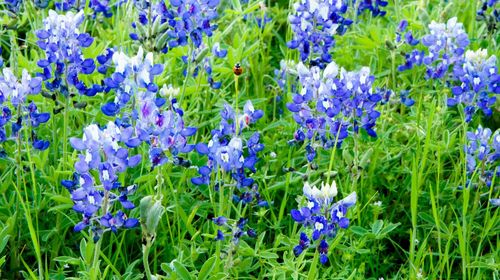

[0,0,498,279]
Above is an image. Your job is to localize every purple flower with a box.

[293,232,310,256]
[212,216,256,245]
[356,0,388,17]
[192,101,263,186]
[447,49,498,122]
[287,0,352,63]
[0,68,50,151]
[101,47,164,116]
[212,43,227,58]
[464,125,499,188]
[100,211,139,233]
[130,0,220,52]
[291,180,356,265]
[400,90,415,107]
[36,10,101,96]
[286,61,383,162]
[53,0,119,18]
[64,122,142,240]
[398,17,469,79]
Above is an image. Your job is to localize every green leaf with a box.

[53,256,81,265]
[0,235,9,254]
[307,252,319,280]
[161,263,172,274]
[378,222,401,238]
[173,261,192,280]
[259,251,279,259]
[80,238,87,263]
[197,256,216,280]
[371,220,384,235]
[350,226,368,236]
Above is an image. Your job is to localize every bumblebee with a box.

[233,63,243,76]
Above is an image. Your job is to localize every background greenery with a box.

[0,0,498,279]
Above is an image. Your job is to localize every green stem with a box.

[179,44,193,105]
[234,74,240,134]
[91,190,109,279]
[326,123,343,185]
[90,239,102,280]
[143,238,153,280]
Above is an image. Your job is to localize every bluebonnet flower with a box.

[62,122,142,240]
[376,88,393,105]
[464,125,499,189]
[0,47,3,68]
[476,0,499,24]
[193,102,267,248]
[0,68,49,151]
[286,61,383,162]
[54,0,116,18]
[355,0,388,17]
[135,89,197,169]
[204,49,224,89]
[447,49,499,122]
[243,2,272,30]
[212,217,256,246]
[287,0,353,64]
[99,48,197,169]
[398,17,470,79]
[175,43,226,89]
[3,0,50,12]
[395,20,419,47]
[0,68,42,106]
[192,101,264,188]
[212,43,227,58]
[36,10,101,97]
[400,90,415,107]
[100,47,164,116]
[3,0,22,12]
[490,198,500,207]
[130,0,220,53]
[291,180,356,265]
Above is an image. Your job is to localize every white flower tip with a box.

[323,61,339,78]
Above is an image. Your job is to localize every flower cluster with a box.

[179,43,227,89]
[291,181,356,265]
[448,49,499,122]
[398,17,470,79]
[36,10,101,97]
[62,122,142,240]
[4,0,49,12]
[355,0,388,17]
[286,61,382,162]
[0,68,50,152]
[399,90,415,107]
[130,0,220,53]
[476,0,499,25]
[464,125,499,189]
[136,91,197,169]
[202,43,227,89]
[394,20,419,47]
[243,2,272,30]
[287,0,352,64]
[192,102,266,250]
[192,101,264,188]
[55,0,116,18]
[99,47,164,116]
[99,47,198,169]
[212,216,257,245]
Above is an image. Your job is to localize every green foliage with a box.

[0,0,498,279]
